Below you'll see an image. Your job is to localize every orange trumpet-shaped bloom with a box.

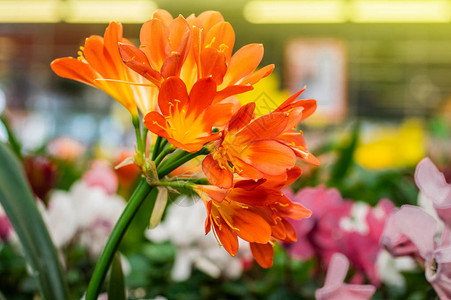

[51,22,156,116]
[118,10,273,103]
[194,174,311,268]
[118,12,191,91]
[143,77,234,153]
[202,88,319,188]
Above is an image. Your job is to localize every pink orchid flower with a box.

[315,252,376,300]
[415,157,451,229]
[385,205,451,299]
[284,186,352,264]
[380,213,421,258]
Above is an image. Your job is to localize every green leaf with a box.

[0,115,22,159]
[329,122,360,186]
[0,142,69,299]
[108,253,126,300]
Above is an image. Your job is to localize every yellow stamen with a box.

[206,37,216,48]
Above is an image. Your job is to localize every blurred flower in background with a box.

[285,185,396,286]
[42,164,125,255]
[355,119,425,170]
[23,156,58,202]
[315,253,376,300]
[47,137,86,162]
[0,204,13,243]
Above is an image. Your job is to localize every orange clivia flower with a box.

[51,22,156,116]
[202,88,319,188]
[118,11,191,92]
[118,10,273,104]
[143,77,234,153]
[195,171,311,268]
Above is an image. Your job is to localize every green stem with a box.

[173,177,210,185]
[132,116,143,154]
[85,178,152,300]
[157,181,195,190]
[85,147,209,299]
[151,136,163,161]
[159,138,169,151]
[154,146,175,167]
[158,148,209,177]
[142,126,149,155]
[0,115,22,160]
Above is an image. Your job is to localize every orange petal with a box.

[195,185,229,203]
[103,21,124,69]
[140,19,169,70]
[227,102,255,132]
[160,52,182,78]
[200,48,227,85]
[190,25,202,78]
[202,154,233,188]
[231,157,264,180]
[205,22,235,61]
[291,148,321,166]
[277,87,306,111]
[240,140,296,176]
[285,166,302,186]
[119,43,163,86]
[219,203,272,243]
[213,85,253,104]
[296,99,317,121]
[152,9,173,26]
[281,219,297,242]
[84,35,118,79]
[250,242,274,268]
[237,112,289,142]
[188,77,217,115]
[203,103,235,127]
[233,178,266,190]
[158,77,189,116]
[228,187,282,207]
[238,64,274,86]
[221,44,264,87]
[51,58,97,86]
[168,16,191,62]
[277,131,307,148]
[143,111,169,139]
[271,220,287,241]
[166,133,221,153]
[277,88,317,121]
[276,199,312,220]
[205,201,212,234]
[214,219,239,256]
[197,11,224,32]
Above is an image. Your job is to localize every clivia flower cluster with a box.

[51,9,319,277]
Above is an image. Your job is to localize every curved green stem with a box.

[151,136,163,161]
[158,148,209,177]
[85,147,209,299]
[157,181,195,190]
[85,178,152,299]
[132,117,143,154]
[154,146,176,167]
